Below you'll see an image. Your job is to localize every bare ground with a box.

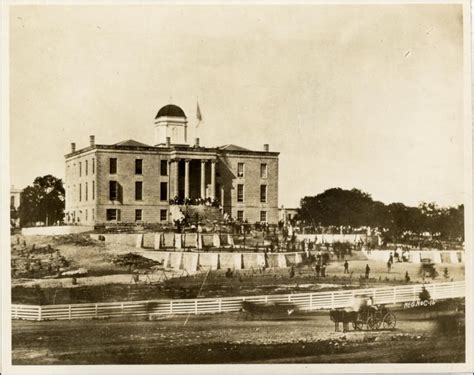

[12,307,465,365]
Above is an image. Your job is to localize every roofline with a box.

[65,144,279,158]
[219,149,280,157]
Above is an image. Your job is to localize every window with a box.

[85,209,88,221]
[260,163,268,178]
[92,208,95,221]
[160,209,167,221]
[10,196,15,207]
[85,182,88,201]
[260,211,267,222]
[109,158,117,174]
[92,181,95,200]
[135,181,143,200]
[106,209,120,221]
[160,182,168,201]
[107,209,116,220]
[79,183,82,202]
[135,159,143,175]
[92,158,95,174]
[237,162,244,177]
[109,181,118,201]
[79,162,82,177]
[237,210,244,221]
[135,209,142,221]
[160,160,168,176]
[85,160,88,176]
[237,184,244,202]
[260,185,267,203]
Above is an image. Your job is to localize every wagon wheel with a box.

[372,311,383,330]
[366,316,380,331]
[382,313,396,330]
[353,314,364,331]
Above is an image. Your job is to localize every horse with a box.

[329,309,358,332]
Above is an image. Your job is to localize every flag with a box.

[196,101,202,126]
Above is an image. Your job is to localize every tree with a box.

[298,188,380,227]
[298,187,464,243]
[18,175,65,227]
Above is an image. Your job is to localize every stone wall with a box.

[218,151,279,224]
[362,249,464,264]
[95,150,170,224]
[134,250,304,273]
[296,233,378,245]
[22,226,94,236]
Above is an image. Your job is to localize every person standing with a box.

[405,271,410,282]
[387,260,392,273]
[315,263,321,278]
[365,264,370,279]
[344,260,349,274]
[321,264,326,277]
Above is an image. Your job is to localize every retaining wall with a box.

[296,233,377,244]
[135,250,304,272]
[22,226,94,236]
[362,249,464,264]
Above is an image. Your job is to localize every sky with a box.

[9,4,466,208]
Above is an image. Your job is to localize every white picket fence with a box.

[11,281,465,321]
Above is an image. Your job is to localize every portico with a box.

[169,155,217,200]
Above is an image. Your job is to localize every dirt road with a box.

[12,308,465,364]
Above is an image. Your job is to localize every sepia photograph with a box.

[1,1,472,373]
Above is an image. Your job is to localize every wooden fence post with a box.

[331,292,335,308]
[68,305,72,320]
[195,300,198,314]
[38,306,42,321]
[310,294,313,310]
[170,300,173,314]
[393,287,397,304]
[121,303,124,316]
[218,299,222,313]
[95,304,98,318]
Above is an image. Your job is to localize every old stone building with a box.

[64,104,279,225]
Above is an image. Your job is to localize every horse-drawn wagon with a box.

[329,304,396,332]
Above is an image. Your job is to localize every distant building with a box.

[10,186,22,210]
[278,206,298,224]
[64,104,279,225]
[10,186,22,227]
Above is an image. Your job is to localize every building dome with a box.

[155,104,186,119]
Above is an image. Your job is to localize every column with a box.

[173,160,179,198]
[221,185,225,209]
[200,160,206,198]
[210,160,216,199]
[167,160,172,200]
[184,159,190,199]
